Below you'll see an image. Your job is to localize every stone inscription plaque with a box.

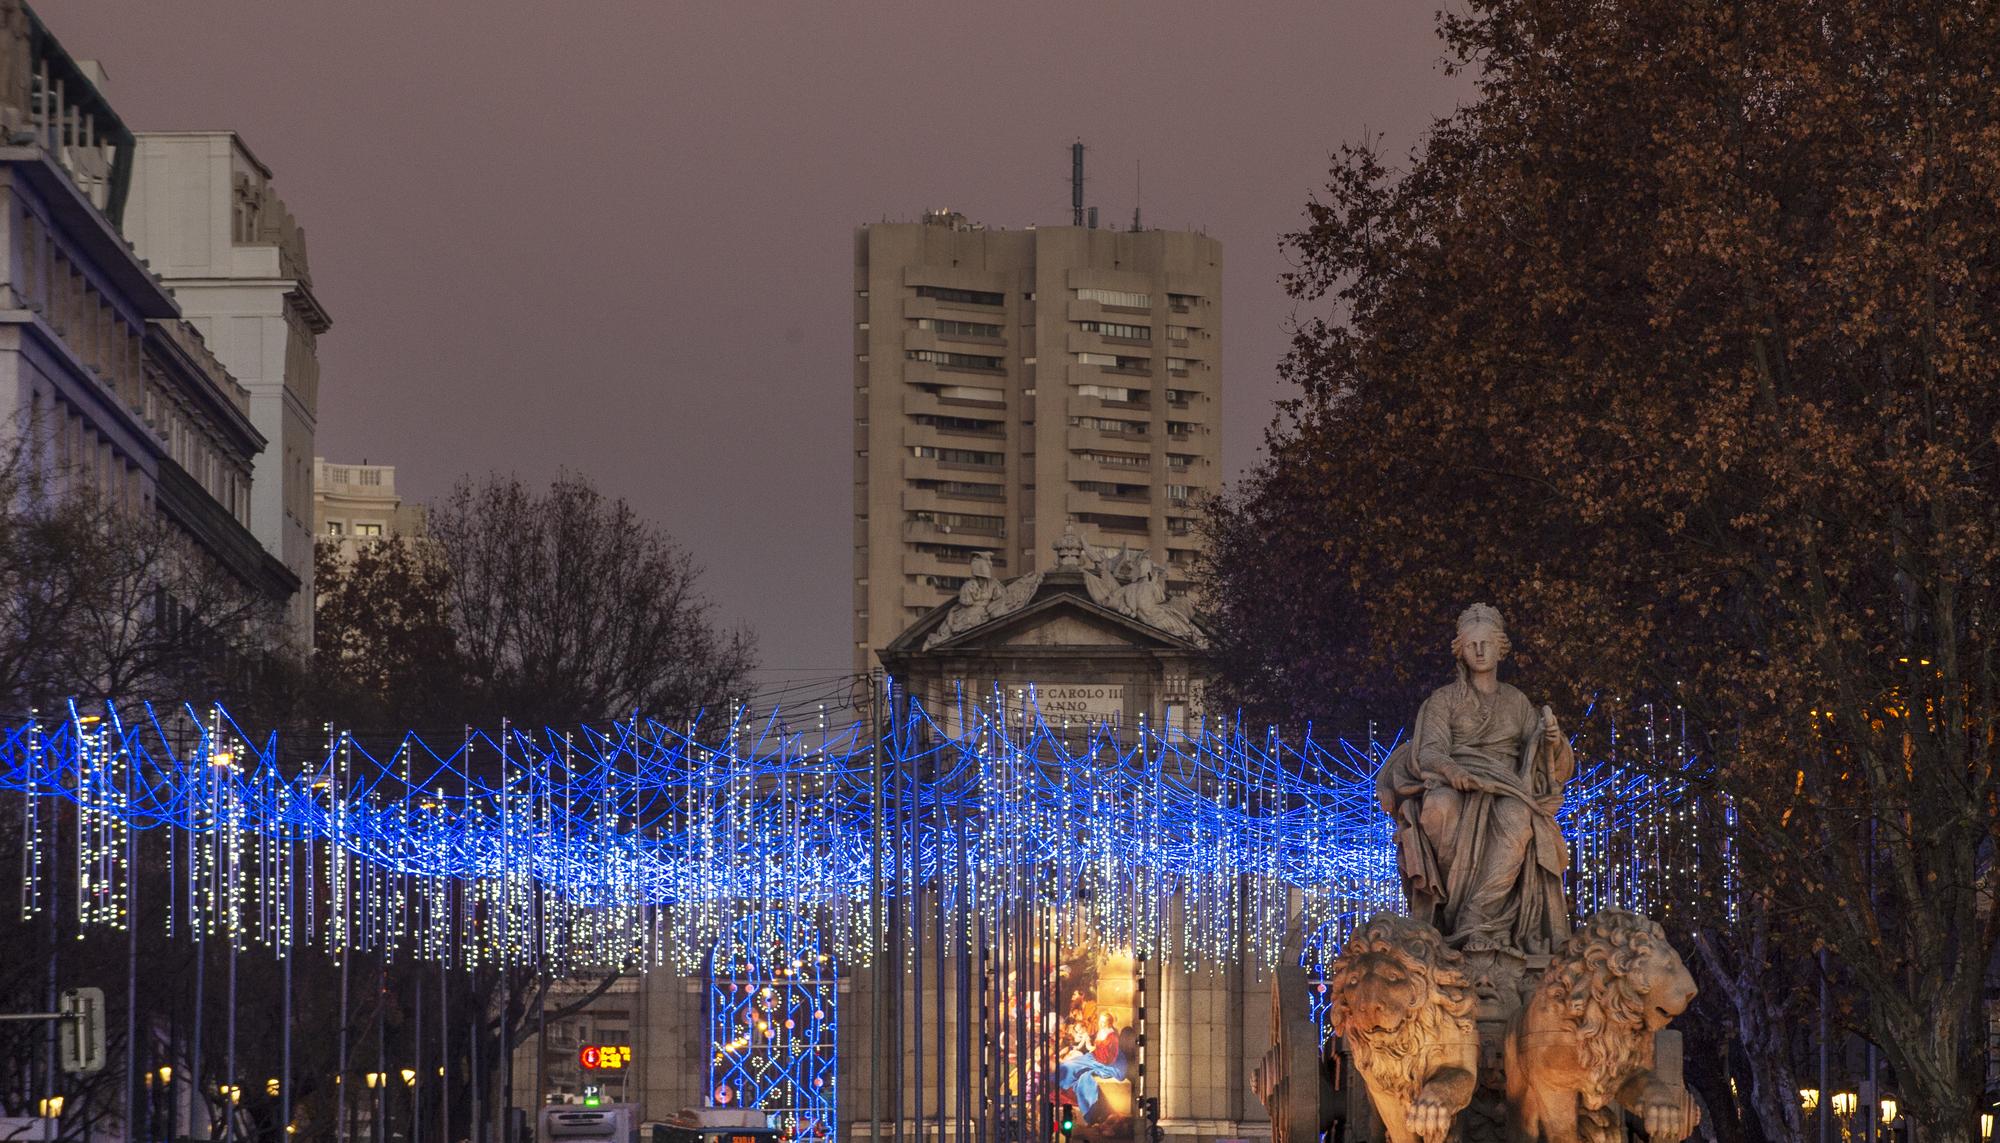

[1037,684,1124,721]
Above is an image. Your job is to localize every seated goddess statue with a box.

[1373,603,1575,954]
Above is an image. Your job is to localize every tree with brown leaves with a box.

[1204,2,1999,1138]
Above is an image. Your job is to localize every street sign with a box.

[578,1044,631,1070]
[59,988,104,1075]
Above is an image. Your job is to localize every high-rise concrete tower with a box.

[852,211,1222,670]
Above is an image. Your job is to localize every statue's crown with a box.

[1456,602,1505,632]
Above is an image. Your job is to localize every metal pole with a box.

[415,971,425,1143]
[193,916,207,1139]
[535,981,546,1122]
[913,693,925,1143]
[498,973,511,1143]
[227,930,237,1143]
[439,956,449,1143]
[46,725,60,1115]
[338,949,351,1143]
[283,854,294,1141]
[469,971,481,1143]
[1818,950,1830,1143]
[126,794,139,1143]
[378,958,388,1143]
[870,671,884,1143]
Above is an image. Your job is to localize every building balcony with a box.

[1065,425,1148,452]
[902,547,1007,581]
[1067,391,1151,416]
[903,370,1009,405]
[902,388,1011,421]
[1071,510,1151,537]
[1066,488,1154,517]
[901,485,1006,514]
[901,454,1006,484]
[902,581,957,611]
[1070,454,1153,483]
[901,295,1010,322]
[1064,330,1155,355]
[902,424,1005,457]
[1065,298,1151,323]
[904,516,1006,544]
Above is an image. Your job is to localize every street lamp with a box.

[1801,1089,1821,1112]
[401,1070,417,1087]
[1830,1092,1857,1143]
[1878,1098,1897,1126]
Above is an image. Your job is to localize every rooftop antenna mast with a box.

[1132,159,1143,231]
[1071,140,1085,227]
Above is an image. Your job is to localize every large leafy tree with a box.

[1205,1,1999,1138]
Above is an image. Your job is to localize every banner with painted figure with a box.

[1053,942,1137,1142]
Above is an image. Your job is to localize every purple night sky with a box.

[41,1,1465,684]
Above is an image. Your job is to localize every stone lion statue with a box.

[1504,910,1700,1143]
[1326,914,1479,1143]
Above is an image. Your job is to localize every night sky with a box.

[41,1,1466,685]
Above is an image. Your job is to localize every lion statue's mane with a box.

[1326,914,1476,1107]
[1522,910,1665,1109]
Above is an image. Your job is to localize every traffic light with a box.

[1058,1105,1076,1141]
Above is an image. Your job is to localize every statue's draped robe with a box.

[1374,682,1574,953]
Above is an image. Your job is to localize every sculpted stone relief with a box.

[1259,604,1700,1143]
[921,525,1204,649]
[1375,603,1575,955]
[1506,912,1700,1143]
[1326,916,1480,1143]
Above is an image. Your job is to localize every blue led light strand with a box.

[0,685,1714,978]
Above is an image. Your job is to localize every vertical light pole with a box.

[414,972,424,1143]
[439,957,449,1143]
[335,723,351,1143]
[1817,950,1830,1143]
[868,670,884,1143]
[377,958,388,1143]
[126,770,140,1143]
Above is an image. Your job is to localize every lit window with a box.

[355,523,383,537]
[326,521,344,536]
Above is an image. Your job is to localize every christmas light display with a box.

[2,688,1709,982]
[710,910,838,1138]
